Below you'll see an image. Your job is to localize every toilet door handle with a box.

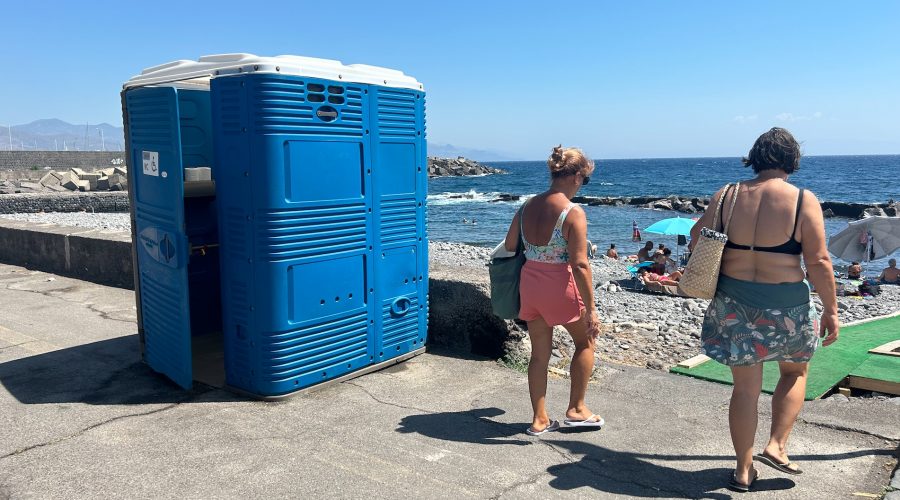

[390,297,412,317]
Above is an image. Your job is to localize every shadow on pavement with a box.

[395,407,900,497]
[0,334,232,405]
[398,407,531,446]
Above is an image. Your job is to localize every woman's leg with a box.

[730,364,764,484]
[562,314,597,421]
[763,361,809,469]
[526,317,554,431]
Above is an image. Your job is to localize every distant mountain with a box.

[1,119,125,151]
[2,120,513,160]
[427,142,516,161]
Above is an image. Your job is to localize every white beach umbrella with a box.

[827,216,900,263]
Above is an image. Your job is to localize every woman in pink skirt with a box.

[503,145,603,436]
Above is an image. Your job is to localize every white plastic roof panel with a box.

[124,53,423,91]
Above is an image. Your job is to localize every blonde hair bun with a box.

[546,145,595,179]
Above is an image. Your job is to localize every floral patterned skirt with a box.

[700,276,819,366]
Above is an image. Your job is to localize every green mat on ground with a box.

[850,355,900,383]
[670,314,900,400]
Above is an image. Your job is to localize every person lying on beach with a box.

[879,259,900,284]
[606,244,619,260]
[847,262,862,280]
[637,267,681,285]
[637,241,654,263]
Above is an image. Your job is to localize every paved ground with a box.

[0,262,897,499]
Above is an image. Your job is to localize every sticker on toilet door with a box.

[142,151,159,176]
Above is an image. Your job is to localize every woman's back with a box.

[720,179,807,284]
[521,192,575,261]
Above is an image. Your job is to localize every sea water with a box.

[427,155,900,268]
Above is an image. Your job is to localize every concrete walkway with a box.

[0,263,897,499]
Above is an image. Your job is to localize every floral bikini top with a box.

[521,201,576,264]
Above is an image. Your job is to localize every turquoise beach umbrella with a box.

[644,217,697,236]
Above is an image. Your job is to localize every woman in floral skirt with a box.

[689,128,839,492]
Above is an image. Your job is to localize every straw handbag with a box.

[678,182,740,299]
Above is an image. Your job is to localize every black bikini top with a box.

[723,187,804,255]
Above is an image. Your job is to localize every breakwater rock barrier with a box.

[427,156,504,177]
[1,190,898,221]
[490,193,900,219]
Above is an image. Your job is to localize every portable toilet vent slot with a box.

[122,54,427,398]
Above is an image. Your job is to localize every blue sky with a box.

[2,0,898,159]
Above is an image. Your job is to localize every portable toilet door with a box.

[122,64,220,390]
[369,86,429,364]
[123,86,194,389]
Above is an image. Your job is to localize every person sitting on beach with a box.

[847,262,862,280]
[637,241,654,263]
[879,259,900,284]
[662,247,679,274]
[649,251,667,274]
[503,145,603,435]
[606,244,619,260]
[689,127,839,492]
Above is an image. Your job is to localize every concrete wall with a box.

[0,219,518,359]
[0,192,129,214]
[0,219,133,289]
[0,151,125,171]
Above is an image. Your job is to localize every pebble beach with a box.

[429,241,900,372]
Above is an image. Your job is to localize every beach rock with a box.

[427,157,504,177]
[829,394,850,402]
[862,207,886,218]
[427,263,516,358]
[490,193,520,203]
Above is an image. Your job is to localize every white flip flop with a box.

[563,414,605,428]
[526,419,560,436]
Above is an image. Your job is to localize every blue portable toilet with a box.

[121,54,428,397]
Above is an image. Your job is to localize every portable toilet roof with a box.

[123,53,423,91]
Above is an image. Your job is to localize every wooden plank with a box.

[868,339,900,357]
[846,376,900,396]
[843,309,900,327]
[676,354,711,369]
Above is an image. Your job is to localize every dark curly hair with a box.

[742,127,801,174]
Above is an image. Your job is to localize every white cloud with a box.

[775,112,825,122]
[733,114,758,123]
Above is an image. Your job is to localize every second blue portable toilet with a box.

[211,55,428,397]
[123,54,427,398]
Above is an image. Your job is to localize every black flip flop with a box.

[728,468,758,493]
[754,452,803,475]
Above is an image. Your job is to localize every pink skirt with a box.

[518,260,585,326]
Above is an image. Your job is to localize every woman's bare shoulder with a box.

[566,204,586,223]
